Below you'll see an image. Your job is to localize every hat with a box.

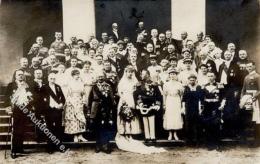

[183,58,192,64]
[188,74,197,79]
[182,48,190,53]
[199,64,208,68]
[149,54,157,60]
[117,40,124,45]
[168,56,178,62]
[168,68,178,74]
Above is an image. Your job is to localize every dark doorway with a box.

[95,0,171,42]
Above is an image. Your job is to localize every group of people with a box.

[4,21,260,158]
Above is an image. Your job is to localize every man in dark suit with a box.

[44,73,66,153]
[5,69,32,158]
[107,46,124,78]
[31,69,48,142]
[218,51,241,138]
[165,30,182,54]
[110,23,120,42]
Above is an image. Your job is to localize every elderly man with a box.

[149,29,159,51]
[164,44,179,61]
[110,23,120,42]
[226,43,238,62]
[101,32,109,44]
[45,73,66,154]
[50,32,67,54]
[136,21,148,41]
[218,50,240,138]
[13,58,33,83]
[5,69,33,158]
[68,36,78,49]
[180,31,188,48]
[156,33,167,54]
[107,46,124,78]
[27,43,40,64]
[165,30,182,54]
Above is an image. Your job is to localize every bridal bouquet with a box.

[119,102,135,122]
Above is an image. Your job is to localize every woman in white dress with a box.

[163,68,184,140]
[64,69,87,142]
[80,61,95,106]
[117,65,141,136]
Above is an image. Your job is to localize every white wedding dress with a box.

[115,133,167,154]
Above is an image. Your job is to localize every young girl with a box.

[163,68,184,140]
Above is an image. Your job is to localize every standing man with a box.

[5,70,33,158]
[50,32,67,54]
[45,73,66,154]
[201,72,226,151]
[218,51,240,138]
[88,73,116,154]
[111,23,120,42]
[31,69,48,142]
[241,61,260,142]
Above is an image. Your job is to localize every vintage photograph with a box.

[0,0,260,163]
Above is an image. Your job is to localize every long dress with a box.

[163,80,184,130]
[64,79,86,134]
[117,79,142,135]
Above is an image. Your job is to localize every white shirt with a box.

[49,83,59,108]
[220,60,232,85]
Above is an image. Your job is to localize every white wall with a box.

[171,0,205,41]
[62,0,95,43]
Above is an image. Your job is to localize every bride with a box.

[116,65,166,154]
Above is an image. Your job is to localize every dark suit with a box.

[44,83,65,152]
[31,80,48,141]
[217,61,240,137]
[107,57,124,78]
[5,81,31,154]
[197,59,218,75]
[165,38,182,54]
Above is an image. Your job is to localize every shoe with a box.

[78,135,88,142]
[168,135,172,141]
[103,148,111,154]
[173,133,179,141]
[144,139,150,143]
[11,153,16,159]
[95,146,101,153]
[151,139,157,144]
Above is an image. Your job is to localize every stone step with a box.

[0,115,11,124]
[0,123,35,133]
[0,108,7,115]
[0,131,36,142]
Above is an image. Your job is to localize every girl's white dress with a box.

[163,80,184,130]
